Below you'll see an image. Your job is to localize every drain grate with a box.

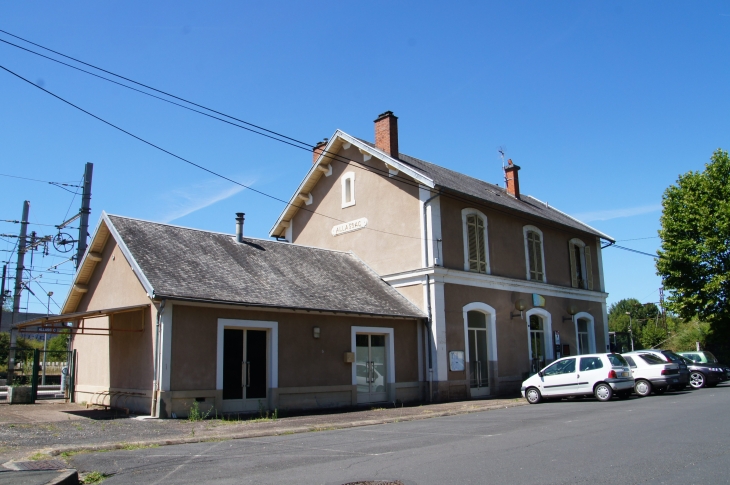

[11,460,68,471]
[342,482,404,485]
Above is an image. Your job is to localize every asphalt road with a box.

[70,384,730,484]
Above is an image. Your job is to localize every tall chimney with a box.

[235,212,245,242]
[374,111,398,158]
[313,139,327,164]
[504,159,521,199]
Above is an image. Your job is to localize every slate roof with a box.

[106,215,425,319]
[357,139,612,241]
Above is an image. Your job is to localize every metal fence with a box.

[3,348,76,403]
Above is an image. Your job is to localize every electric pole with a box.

[76,162,93,269]
[8,200,30,384]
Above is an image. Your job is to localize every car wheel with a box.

[690,372,706,389]
[654,387,666,395]
[594,383,613,402]
[617,391,632,399]
[525,387,542,404]
[635,379,652,397]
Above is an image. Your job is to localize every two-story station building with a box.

[270,111,614,400]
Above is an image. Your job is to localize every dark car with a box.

[679,356,726,389]
[678,351,730,382]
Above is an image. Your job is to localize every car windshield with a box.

[639,353,667,365]
[608,354,629,367]
[682,353,702,362]
[680,355,695,365]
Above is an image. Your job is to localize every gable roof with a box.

[65,213,425,319]
[269,130,613,242]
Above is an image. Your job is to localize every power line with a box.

[609,245,658,259]
[0,172,82,189]
[0,30,627,243]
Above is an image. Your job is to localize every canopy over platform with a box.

[12,303,150,336]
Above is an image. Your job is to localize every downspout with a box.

[151,298,166,417]
[423,191,440,402]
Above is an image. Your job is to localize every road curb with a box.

[37,399,526,459]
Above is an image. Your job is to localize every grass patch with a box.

[119,443,159,451]
[81,471,109,483]
[29,452,50,461]
[187,402,212,422]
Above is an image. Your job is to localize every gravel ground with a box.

[0,397,525,464]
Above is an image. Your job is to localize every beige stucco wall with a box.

[395,284,424,311]
[443,283,607,393]
[291,145,422,276]
[439,195,603,291]
[71,238,155,410]
[170,305,420,391]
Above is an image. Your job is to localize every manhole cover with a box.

[12,460,68,471]
[342,482,404,485]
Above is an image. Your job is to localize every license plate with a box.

[622,372,630,378]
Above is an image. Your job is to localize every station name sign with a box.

[331,218,368,236]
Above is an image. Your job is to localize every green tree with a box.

[657,149,730,360]
[608,298,661,351]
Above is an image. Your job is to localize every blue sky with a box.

[1,2,728,315]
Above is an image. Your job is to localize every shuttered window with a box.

[527,231,544,281]
[466,214,487,273]
[568,239,594,290]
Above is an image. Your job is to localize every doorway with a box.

[467,311,490,397]
[222,328,267,412]
[355,334,388,403]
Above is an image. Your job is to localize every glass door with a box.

[467,311,489,397]
[355,334,388,403]
[222,328,267,412]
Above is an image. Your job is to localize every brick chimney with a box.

[504,159,521,199]
[374,111,398,158]
[312,139,328,164]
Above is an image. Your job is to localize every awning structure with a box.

[12,304,150,336]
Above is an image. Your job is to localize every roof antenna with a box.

[498,146,506,169]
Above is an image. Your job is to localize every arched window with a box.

[461,209,490,274]
[462,302,498,398]
[568,238,593,290]
[523,226,546,282]
[341,172,355,208]
[574,312,596,354]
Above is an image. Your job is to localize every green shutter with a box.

[569,242,578,288]
[585,245,593,290]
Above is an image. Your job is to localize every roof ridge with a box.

[107,213,355,255]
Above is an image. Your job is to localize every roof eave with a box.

[268,129,435,237]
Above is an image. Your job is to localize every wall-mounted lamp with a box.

[563,305,578,322]
[313,327,320,339]
[510,299,527,320]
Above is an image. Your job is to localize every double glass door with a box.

[356,334,387,403]
[222,328,267,411]
[467,311,489,397]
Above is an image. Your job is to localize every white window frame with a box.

[216,319,279,391]
[341,172,356,208]
[525,307,553,361]
[462,302,498,367]
[523,225,547,283]
[573,312,596,354]
[569,238,587,289]
[461,208,490,274]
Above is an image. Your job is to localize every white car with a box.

[621,351,682,396]
[521,353,634,404]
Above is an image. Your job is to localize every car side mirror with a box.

[538,371,544,378]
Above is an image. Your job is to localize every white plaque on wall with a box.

[331,218,368,236]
